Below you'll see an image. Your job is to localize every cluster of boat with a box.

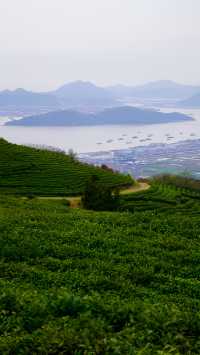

[96,132,196,146]
[96,133,154,145]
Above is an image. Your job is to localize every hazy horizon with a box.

[2,79,200,94]
[1,0,200,91]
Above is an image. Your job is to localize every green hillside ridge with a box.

[1,181,200,353]
[0,139,133,196]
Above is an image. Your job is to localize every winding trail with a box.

[38,182,150,208]
[120,182,150,195]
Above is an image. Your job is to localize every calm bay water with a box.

[1,108,200,153]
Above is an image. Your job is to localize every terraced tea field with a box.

[1,183,200,354]
[0,139,133,196]
[120,176,200,213]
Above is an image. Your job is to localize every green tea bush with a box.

[1,190,200,353]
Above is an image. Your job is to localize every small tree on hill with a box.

[68,149,77,162]
[82,175,119,211]
[101,164,114,173]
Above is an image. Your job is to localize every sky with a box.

[0,0,200,91]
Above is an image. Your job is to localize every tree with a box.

[68,148,77,162]
[82,175,119,211]
[101,164,114,173]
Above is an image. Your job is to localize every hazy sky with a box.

[1,0,200,91]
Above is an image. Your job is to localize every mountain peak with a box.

[54,81,115,106]
[56,81,100,92]
[14,88,27,93]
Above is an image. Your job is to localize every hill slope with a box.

[0,139,133,195]
[1,182,200,353]
[6,106,192,126]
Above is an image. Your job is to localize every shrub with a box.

[82,175,119,211]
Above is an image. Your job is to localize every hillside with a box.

[1,178,200,353]
[6,106,192,126]
[0,139,133,195]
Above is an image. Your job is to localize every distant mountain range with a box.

[6,106,192,127]
[0,82,116,116]
[0,88,60,115]
[179,93,200,108]
[53,81,116,108]
[1,80,200,117]
[107,80,200,100]
[0,88,58,106]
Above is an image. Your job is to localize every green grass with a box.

[0,139,133,196]
[1,187,200,354]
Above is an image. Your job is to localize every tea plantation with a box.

[120,175,200,213]
[0,139,133,196]
[1,177,200,354]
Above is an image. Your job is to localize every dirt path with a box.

[119,182,150,195]
[38,182,150,208]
